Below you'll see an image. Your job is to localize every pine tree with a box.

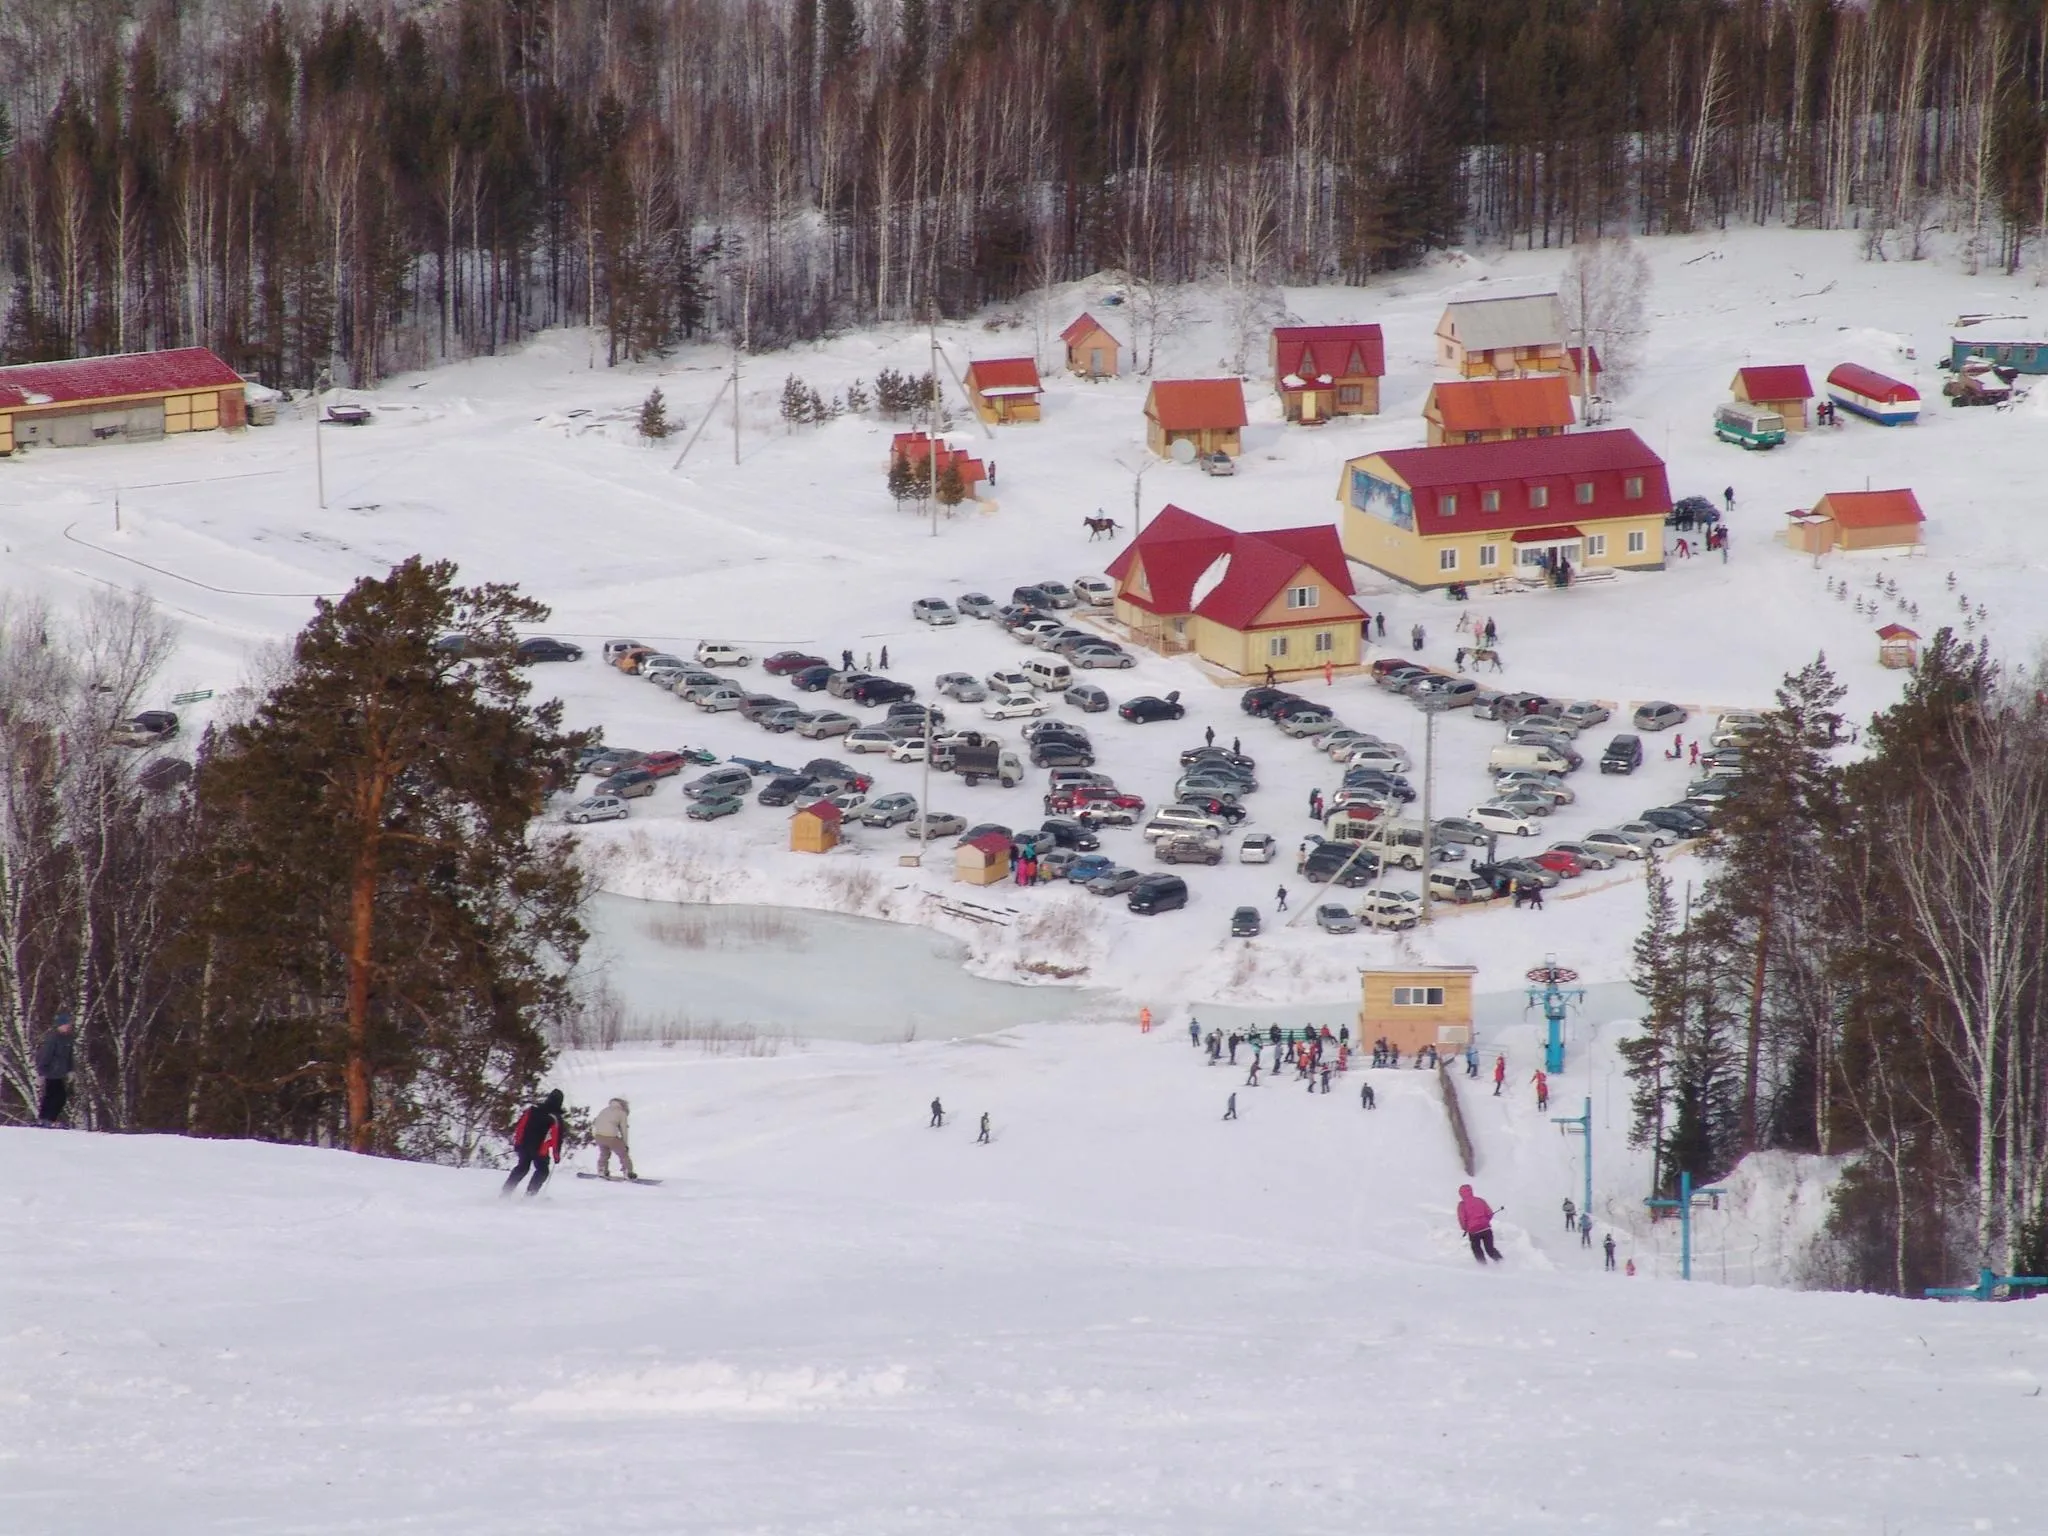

[637,387,671,441]
[886,453,914,506]
[181,558,589,1157]
[935,458,966,509]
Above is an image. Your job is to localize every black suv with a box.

[757,773,820,806]
[514,636,583,663]
[1031,738,1095,768]
[802,757,873,793]
[1640,804,1710,838]
[851,677,916,707]
[1036,817,1101,852]
[1241,687,1301,716]
[1302,842,1381,886]
[1600,733,1644,775]
[1127,874,1190,915]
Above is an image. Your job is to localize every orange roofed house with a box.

[1105,505,1362,676]
[890,431,986,496]
[1423,376,1575,446]
[1732,365,1816,430]
[1272,324,1385,422]
[1786,488,1925,554]
[1061,314,1121,379]
[964,357,1042,424]
[0,346,247,454]
[1144,379,1248,459]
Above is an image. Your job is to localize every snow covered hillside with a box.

[6,1021,2042,1535]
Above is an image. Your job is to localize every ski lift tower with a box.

[1526,956,1585,1075]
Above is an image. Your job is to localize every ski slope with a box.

[5,1019,2042,1534]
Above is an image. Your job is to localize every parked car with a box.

[1172,794,1247,825]
[1230,906,1263,937]
[1240,686,1300,716]
[802,758,873,793]
[887,738,929,763]
[1198,450,1236,476]
[1315,904,1360,934]
[1303,842,1381,886]
[786,665,833,693]
[1633,700,1688,732]
[851,678,916,708]
[1370,660,1427,688]
[1275,710,1338,738]
[907,812,968,839]
[1011,584,1054,609]
[985,666,1032,694]
[912,598,958,625]
[1494,772,1574,805]
[1155,833,1223,867]
[937,672,988,702]
[1640,804,1710,838]
[761,651,823,676]
[957,592,998,619]
[1087,865,1145,896]
[1601,733,1645,774]
[598,768,659,799]
[1532,848,1585,878]
[1486,857,1559,889]
[1582,829,1650,860]
[514,636,583,663]
[110,710,180,748]
[959,822,1014,846]
[1181,745,1257,771]
[684,765,755,799]
[794,711,857,739]
[1611,820,1678,849]
[1238,832,1278,864]
[686,793,745,822]
[1035,581,1079,609]
[1560,701,1612,728]
[583,748,646,778]
[693,688,745,712]
[1484,791,1552,819]
[1031,738,1095,769]
[858,793,920,827]
[736,694,787,723]
[1023,718,1089,744]
[983,691,1048,720]
[1546,840,1617,871]
[1127,873,1190,914]
[1468,804,1540,837]
[1070,645,1136,670]
[1427,869,1495,904]
[1064,682,1110,713]
[1346,746,1412,773]
[1037,816,1101,852]
[1118,694,1186,724]
[566,794,628,824]
[825,671,877,699]
[1143,806,1226,842]
[1358,888,1424,930]
[1432,816,1491,847]
[755,774,820,806]
[1073,576,1116,607]
[695,641,752,667]
[845,727,899,754]
[1318,730,1379,759]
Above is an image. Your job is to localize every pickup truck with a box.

[947,732,1025,787]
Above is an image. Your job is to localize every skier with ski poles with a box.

[502,1089,566,1197]
[1457,1184,1503,1263]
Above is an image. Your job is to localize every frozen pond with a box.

[581,893,1107,1043]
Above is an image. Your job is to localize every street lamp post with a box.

[313,369,332,510]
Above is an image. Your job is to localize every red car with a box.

[636,751,691,778]
[1531,848,1584,878]
[764,651,830,676]
[1047,787,1144,815]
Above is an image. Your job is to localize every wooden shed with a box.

[964,357,1043,424]
[954,831,1012,885]
[1789,488,1927,554]
[790,800,843,854]
[1061,314,1121,379]
[1877,624,1921,669]
[1144,379,1247,459]
[0,347,247,455]
[1732,365,1815,430]
[1359,965,1478,1056]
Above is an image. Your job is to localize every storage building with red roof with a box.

[1731,365,1815,430]
[889,431,987,496]
[1826,363,1920,426]
[1143,379,1248,460]
[963,357,1043,424]
[1271,324,1385,422]
[0,347,247,454]
[1060,314,1120,379]
[1423,375,1575,446]
[1787,488,1925,555]
[1104,505,1362,676]
[1338,429,1670,589]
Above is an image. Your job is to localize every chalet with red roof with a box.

[1104,505,1362,676]
[889,431,986,498]
[1060,314,1120,379]
[1144,379,1247,460]
[0,347,247,454]
[963,357,1042,424]
[1423,376,1575,446]
[1271,324,1384,422]
[1786,488,1925,555]
[1731,365,1815,430]
[1339,429,1669,590]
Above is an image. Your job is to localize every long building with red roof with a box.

[1105,505,1362,676]
[0,347,247,454]
[1338,429,1670,590]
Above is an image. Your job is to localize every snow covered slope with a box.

[6,1024,2043,1534]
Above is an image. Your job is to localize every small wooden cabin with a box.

[964,357,1043,424]
[1271,324,1385,422]
[1359,965,1478,1056]
[1789,488,1927,554]
[1061,314,1121,379]
[790,801,843,853]
[1877,624,1921,669]
[1732,365,1815,431]
[1143,379,1247,459]
[954,831,1012,885]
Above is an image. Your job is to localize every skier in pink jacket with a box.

[1457,1184,1503,1263]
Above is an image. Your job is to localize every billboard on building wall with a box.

[1351,468,1413,532]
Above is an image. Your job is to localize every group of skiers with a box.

[499,1091,638,1196]
[929,1098,992,1144]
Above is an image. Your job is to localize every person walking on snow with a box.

[1246,1058,1261,1087]
[1224,1093,1238,1121]
[502,1089,566,1197]
[1580,1211,1594,1248]
[1465,1044,1479,1079]
[35,1013,76,1125]
[1410,623,1425,652]
[1722,485,1735,513]
[1483,616,1498,646]
[1376,613,1387,639]
[1492,1054,1506,1097]
[977,1112,991,1145]
[1360,1080,1376,1110]
[1205,725,1216,747]
[1457,1184,1503,1263]
[1689,741,1701,766]
[1603,1233,1618,1270]
[1562,1197,1578,1233]
[879,645,889,670]
[1189,1019,1202,1048]
[1275,885,1289,912]
[591,1096,637,1180]
[930,1097,945,1128]
[1532,1069,1550,1110]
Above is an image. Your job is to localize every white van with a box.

[1021,657,1073,692]
[1488,744,1572,775]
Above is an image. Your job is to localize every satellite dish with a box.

[1170,438,1197,465]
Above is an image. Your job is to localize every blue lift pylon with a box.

[1644,1170,1727,1280]
[1526,957,1584,1074]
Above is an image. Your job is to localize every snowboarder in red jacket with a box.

[502,1089,566,1196]
[1457,1184,1503,1263]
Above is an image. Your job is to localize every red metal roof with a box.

[1194,526,1360,631]
[0,346,241,409]
[1061,313,1115,346]
[1509,524,1585,543]
[1734,365,1814,401]
[1273,325,1385,384]
[1104,506,1236,614]
[1358,429,1670,537]
[1826,363,1919,403]
[1429,376,1575,434]
[1146,379,1248,431]
[965,357,1042,394]
[1875,623,1920,641]
[796,799,844,823]
[1815,489,1925,529]
[959,831,1011,858]
[1106,507,1357,630]
[890,432,986,485]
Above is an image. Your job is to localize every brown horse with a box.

[1084,515,1121,541]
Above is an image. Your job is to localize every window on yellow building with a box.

[1480,489,1500,511]
[1439,493,1458,516]
[1439,548,1458,572]
[1624,476,1644,499]
[1627,529,1647,554]
[1529,486,1549,509]
[1268,636,1289,658]
[1313,631,1334,653]
[1478,543,1498,567]
[1586,533,1607,557]
[1575,481,1595,504]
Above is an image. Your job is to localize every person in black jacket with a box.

[502,1089,566,1196]
[36,1015,76,1125]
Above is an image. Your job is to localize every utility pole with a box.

[313,369,332,509]
[1419,696,1441,922]
[927,308,943,538]
[731,342,741,466]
